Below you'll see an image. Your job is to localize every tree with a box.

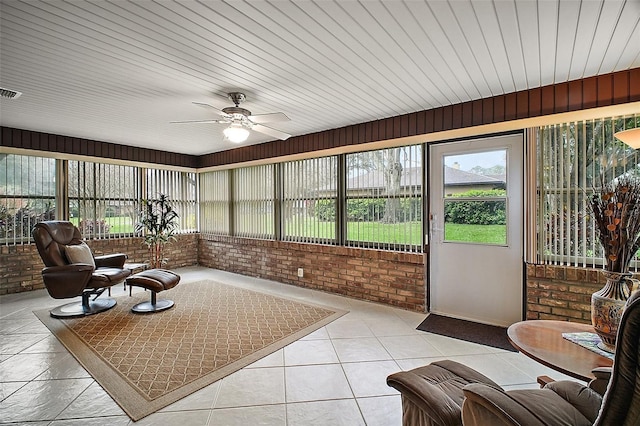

[347,146,418,224]
[68,161,138,234]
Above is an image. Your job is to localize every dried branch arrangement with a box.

[589,175,640,272]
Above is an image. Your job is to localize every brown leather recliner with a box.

[388,291,640,425]
[32,220,131,318]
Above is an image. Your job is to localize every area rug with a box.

[417,314,516,352]
[35,280,347,421]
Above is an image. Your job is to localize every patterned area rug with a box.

[35,280,347,421]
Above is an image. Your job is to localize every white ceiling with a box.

[1,0,639,156]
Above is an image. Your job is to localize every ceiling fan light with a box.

[615,128,640,149]
[223,125,250,143]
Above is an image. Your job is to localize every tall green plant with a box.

[135,194,179,269]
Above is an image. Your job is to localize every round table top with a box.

[507,320,613,382]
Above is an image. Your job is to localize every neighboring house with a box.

[443,165,506,195]
[315,166,505,198]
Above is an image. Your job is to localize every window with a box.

[282,156,338,244]
[0,154,56,244]
[200,170,230,236]
[443,150,507,245]
[233,165,275,239]
[345,146,423,252]
[537,114,640,269]
[68,161,139,238]
[146,169,198,233]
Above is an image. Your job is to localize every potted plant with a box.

[588,174,640,351]
[135,194,179,269]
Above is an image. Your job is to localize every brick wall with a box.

[198,235,426,312]
[525,263,614,323]
[0,234,198,295]
[5,233,619,321]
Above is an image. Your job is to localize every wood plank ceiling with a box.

[0,0,638,155]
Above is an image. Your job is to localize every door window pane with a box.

[443,150,507,245]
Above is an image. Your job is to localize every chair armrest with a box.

[42,264,94,298]
[544,381,602,422]
[536,375,555,388]
[589,367,612,396]
[462,384,544,426]
[94,253,127,268]
[387,371,462,426]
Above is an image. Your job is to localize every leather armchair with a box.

[461,290,640,425]
[32,220,131,318]
[388,291,640,425]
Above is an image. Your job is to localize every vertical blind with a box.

[68,161,139,239]
[199,170,230,236]
[538,114,640,269]
[0,154,56,245]
[282,156,338,244]
[146,169,198,233]
[345,145,423,252]
[233,165,275,239]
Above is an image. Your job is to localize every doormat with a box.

[417,314,516,352]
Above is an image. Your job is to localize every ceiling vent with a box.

[0,88,22,99]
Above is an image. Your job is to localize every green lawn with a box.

[69,216,135,234]
[287,218,506,246]
[445,223,507,244]
[68,215,504,246]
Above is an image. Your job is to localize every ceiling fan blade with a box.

[192,102,227,116]
[252,124,291,140]
[248,112,290,124]
[169,119,229,124]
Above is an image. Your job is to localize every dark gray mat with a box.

[417,314,517,352]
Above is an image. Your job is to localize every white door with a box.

[429,134,524,327]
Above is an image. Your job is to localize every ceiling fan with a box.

[171,92,291,143]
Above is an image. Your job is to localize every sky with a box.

[443,149,506,171]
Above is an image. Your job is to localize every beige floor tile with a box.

[378,335,443,359]
[286,399,365,426]
[49,417,131,426]
[246,348,284,368]
[285,364,353,402]
[420,332,500,356]
[35,353,92,380]
[357,395,403,426]
[22,335,68,353]
[283,339,339,366]
[131,409,211,426]
[342,360,401,397]
[332,337,393,362]
[208,404,286,426]
[0,352,72,381]
[160,380,221,412]
[0,333,49,354]
[215,367,285,408]
[325,319,375,339]
[0,381,27,400]
[0,378,92,422]
[299,327,330,340]
[56,382,126,419]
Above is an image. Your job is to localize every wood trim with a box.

[1,127,198,168]
[199,68,639,167]
[2,68,638,169]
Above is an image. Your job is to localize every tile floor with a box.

[0,266,580,425]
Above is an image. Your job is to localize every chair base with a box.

[50,298,117,318]
[132,298,174,314]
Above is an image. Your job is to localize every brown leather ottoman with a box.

[125,269,180,313]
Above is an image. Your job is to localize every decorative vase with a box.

[591,271,638,352]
